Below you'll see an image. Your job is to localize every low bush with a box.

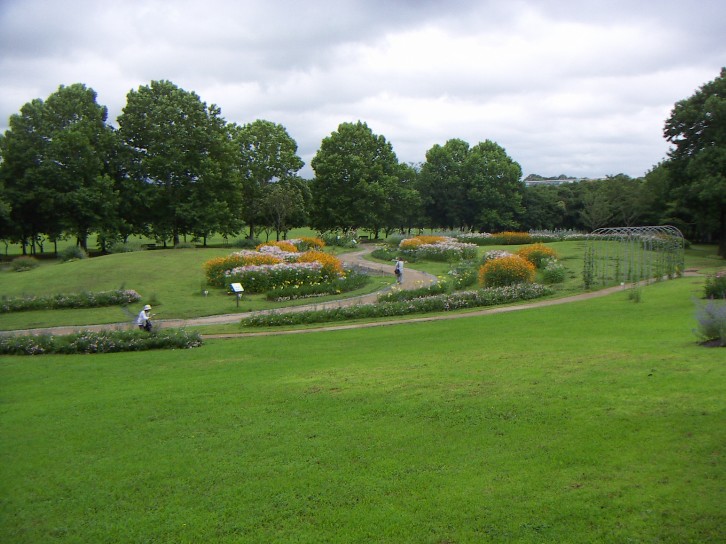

[446,262,479,289]
[516,243,559,268]
[1,289,142,313]
[541,258,567,284]
[10,256,39,272]
[107,242,145,253]
[0,328,203,356]
[478,255,536,287]
[378,282,451,302]
[320,231,358,248]
[59,246,88,262]
[704,272,726,299]
[693,299,726,346]
[242,283,552,327]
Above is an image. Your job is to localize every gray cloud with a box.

[1,0,725,178]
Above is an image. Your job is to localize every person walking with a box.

[394,257,404,284]
[136,304,153,331]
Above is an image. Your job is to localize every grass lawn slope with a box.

[1,276,723,543]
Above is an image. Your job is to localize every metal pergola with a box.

[584,225,685,288]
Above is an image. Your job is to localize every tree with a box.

[310,121,402,237]
[417,139,469,229]
[418,139,524,231]
[0,84,116,252]
[579,180,613,231]
[117,80,240,246]
[602,174,646,227]
[465,140,524,232]
[664,67,726,256]
[233,120,304,238]
[261,176,310,240]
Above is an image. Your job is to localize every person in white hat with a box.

[136,304,153,331]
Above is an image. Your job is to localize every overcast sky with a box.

[1,0,725,179]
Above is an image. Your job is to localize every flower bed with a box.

[1,289,141,313]
[203,245,346,293]
[0,328,203,355]
[399,236,477,262]
[241,283,552,327]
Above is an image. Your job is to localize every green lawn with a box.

[1,276,724,543]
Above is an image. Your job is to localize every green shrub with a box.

[59,246,88,262]
[478,255,536,287]
[378,282,450,302]
[693,299,726,346]
[320,231,358,248]
[107,242,145,253]
[541,258,566,284]
[10,256,39,272]
[704,273,726,299]
[446,262,479,289]
[233,238,262,249]
[0,328,203,355]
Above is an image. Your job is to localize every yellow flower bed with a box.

[399,235,446,249]
[478,255,535,287]
[495,231,533,245]
[257,240,299,253]
[296,250,345,277]
[516,243,559,268]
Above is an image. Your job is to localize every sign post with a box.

[230,283,244,308]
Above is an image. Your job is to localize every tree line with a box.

[0,70,724,256]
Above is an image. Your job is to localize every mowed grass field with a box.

[1,275,724,543]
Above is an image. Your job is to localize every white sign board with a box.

[230,283,244,293]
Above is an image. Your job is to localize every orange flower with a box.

[478,255,535,287]
[516,243,559,268]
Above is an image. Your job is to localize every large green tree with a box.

[0,84,116,251]
[664,67,726,256]
[232,120,304,238]
[418,139,524,231]
[117,80,240,246]
[310,121,402,237]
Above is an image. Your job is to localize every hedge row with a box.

[241,283,552,327]
[1,289,141,313]
[0,328,203,356]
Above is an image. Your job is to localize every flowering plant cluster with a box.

[203,246,345,293]
[1,289,141,313]
[288,237,326,251]
[398,236,477,262]
[399,235,447,249]
[479,255,536,287]
[242,283,552,327]
[482,250,514,262]
[516,243,559,268]
[267,270,369,301]
[257,240,298,253]
[0,328,203,356]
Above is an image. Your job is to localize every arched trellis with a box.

[583,225,685,288]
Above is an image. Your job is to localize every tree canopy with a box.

[664,67,726,256]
